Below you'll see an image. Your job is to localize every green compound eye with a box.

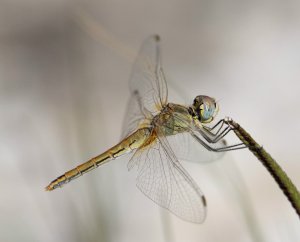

[201,102,214,121]
[192,95,218,123]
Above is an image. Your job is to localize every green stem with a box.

[225,119,300,219]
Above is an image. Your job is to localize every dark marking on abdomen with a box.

[112,148,126,157]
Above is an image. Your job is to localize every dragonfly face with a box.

[191,95,218,124]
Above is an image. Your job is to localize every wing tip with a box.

[201,195,207,207]
[154,34,160,42]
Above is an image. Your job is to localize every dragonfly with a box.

[46,35,245,223]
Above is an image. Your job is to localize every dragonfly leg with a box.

[203,119,225,136]
[206,126,231,143]
[199,123,232,144]
[201,117,247,144]
[203,118,234,140]
[191,133,247,152]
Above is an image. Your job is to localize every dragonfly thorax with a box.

[152,103,194,136]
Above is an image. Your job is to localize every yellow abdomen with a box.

[46,128,151,191]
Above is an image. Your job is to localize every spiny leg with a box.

[201,125,232,143]
[203,119,227,136]
[202,118,235,142]
[198,122,233,144]
[191,133,246,152]
[201,118,248,144]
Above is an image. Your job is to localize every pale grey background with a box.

[0,1,299,241]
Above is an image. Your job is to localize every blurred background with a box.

[0,0,300,241]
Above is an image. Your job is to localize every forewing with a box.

[129,130,206,223]
[122,35,168,139]
[129,35,168,115]
[121,91,149,139]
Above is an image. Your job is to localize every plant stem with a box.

[225,119,300,219]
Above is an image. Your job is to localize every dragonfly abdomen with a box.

[46,153,113,191]
[46,128,151,191]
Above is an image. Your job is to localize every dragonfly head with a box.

[191,95,218,123]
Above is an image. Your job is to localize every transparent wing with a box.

[166,131,226,164]
[129,35,168,115]
[128,130,206,223]
[122,35,168,138]
[121,91,149,139]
